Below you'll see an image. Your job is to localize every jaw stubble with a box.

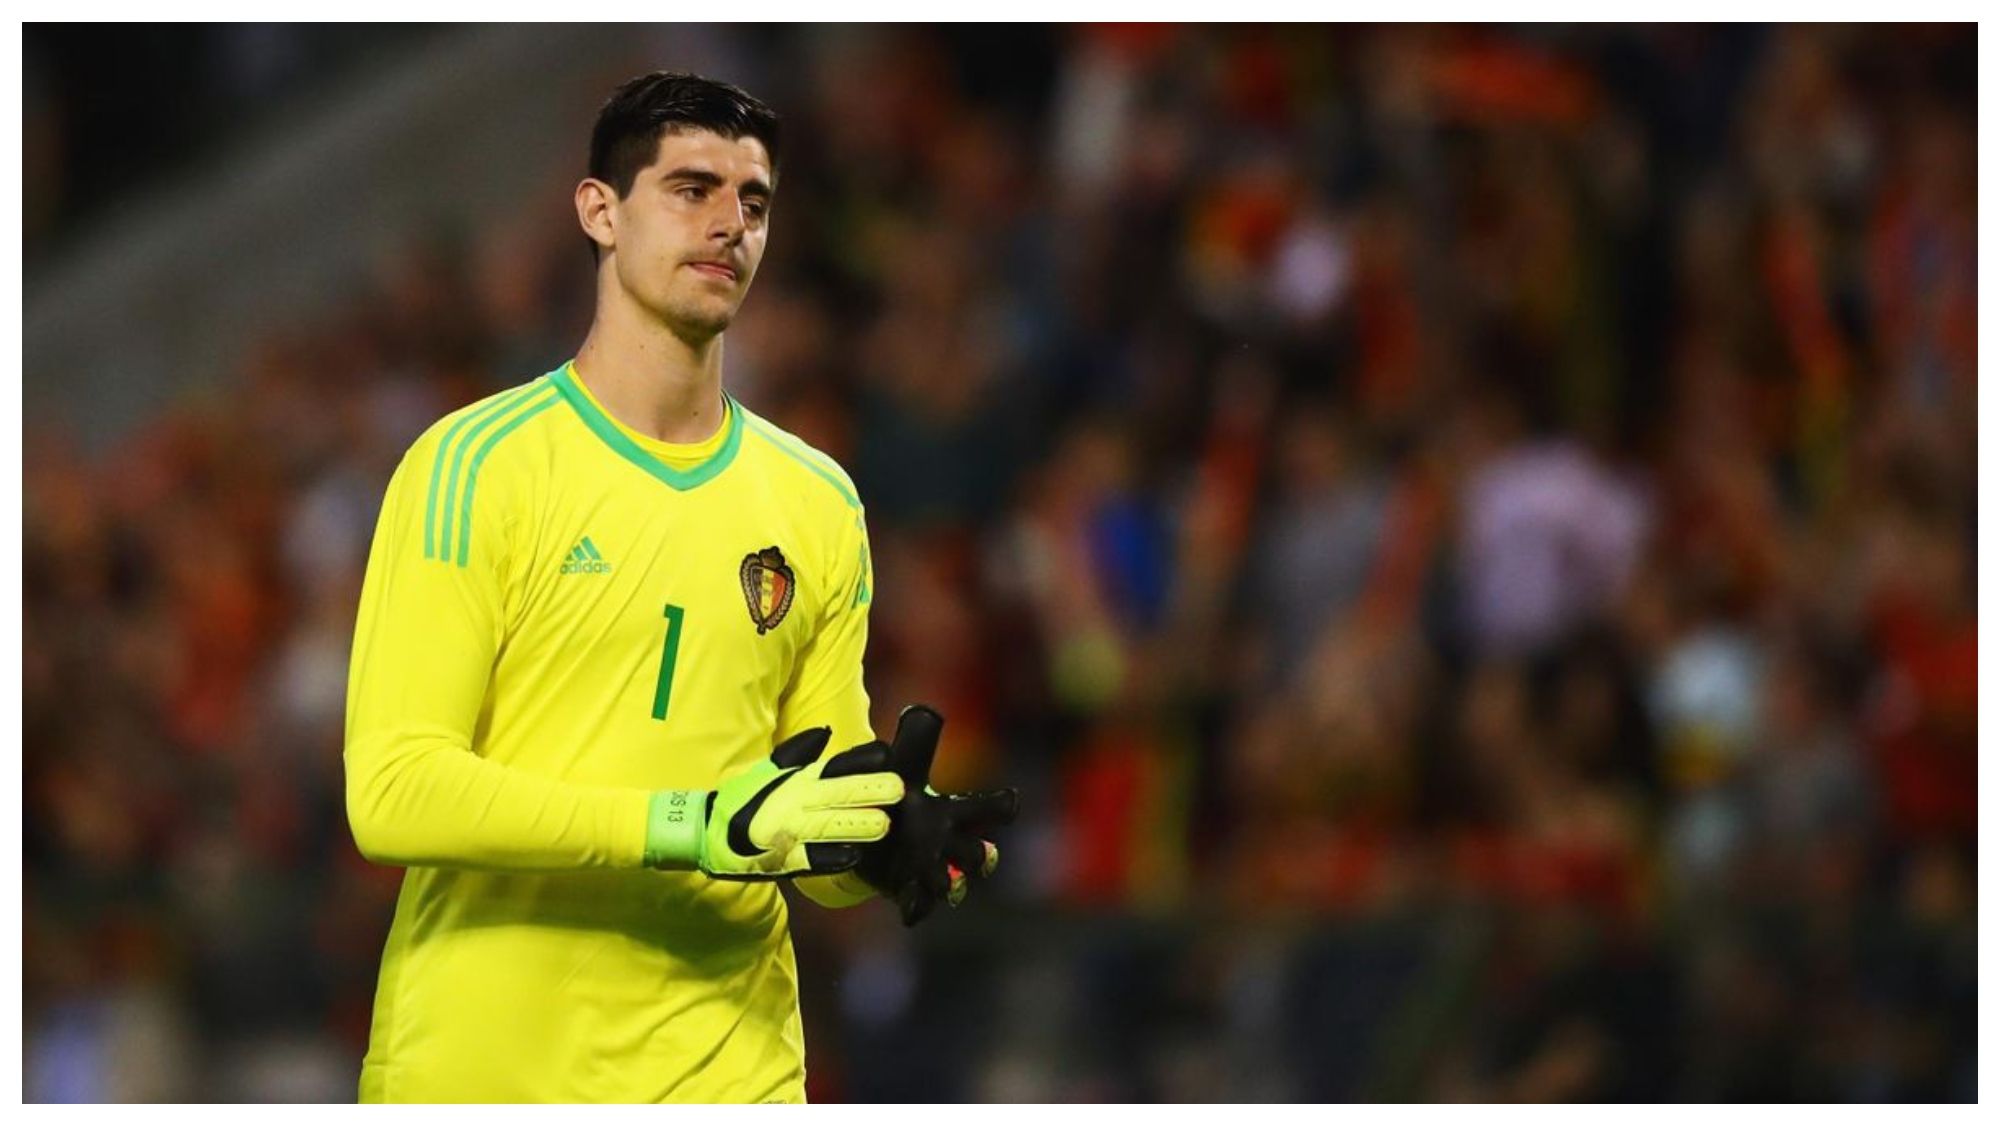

[628,263,746,345]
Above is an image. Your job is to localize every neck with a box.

[572,283,727,444]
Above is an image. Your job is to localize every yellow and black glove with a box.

[643,728,905,880]
[855,705,1019,925]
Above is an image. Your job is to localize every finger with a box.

[889,705,944,788]
[919,856,952,903]
[898,884,936,927]
[820,739,892,779]
[770,727,832,769]
[808,773,904,810]
[944,788,1019,833]
[981,840,999,878]
[794,808,891,843]
[942,833,988,882]
[804,842,861,874]
[946,864,968,907]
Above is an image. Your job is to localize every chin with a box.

[656,297,738,341]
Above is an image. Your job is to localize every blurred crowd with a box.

[23,25,1976,1102]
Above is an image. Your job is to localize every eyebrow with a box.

[659,166,773,199]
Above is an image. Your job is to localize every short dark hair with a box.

[588,71,782,199]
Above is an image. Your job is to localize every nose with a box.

[709,191,748,245]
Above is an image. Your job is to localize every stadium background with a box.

[22,24,1976,1101]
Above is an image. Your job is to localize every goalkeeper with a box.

[343,71,1011,1103]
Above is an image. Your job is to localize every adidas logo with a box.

[560,536,613,575]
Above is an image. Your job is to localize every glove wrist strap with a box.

[643,790,709,869]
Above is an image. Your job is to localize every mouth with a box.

[686,261,739,283]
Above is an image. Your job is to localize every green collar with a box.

[550,361,743,491]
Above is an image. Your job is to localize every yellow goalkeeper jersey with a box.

[344,359,875,1103]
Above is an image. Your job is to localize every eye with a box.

[743,200,768,220]
[675,183,706,202]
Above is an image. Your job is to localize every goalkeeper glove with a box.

[856,705,1019,926]
[642,727,904,880]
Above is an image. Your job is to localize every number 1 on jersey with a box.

[653,603,686,721]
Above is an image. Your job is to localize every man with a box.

[344,71,1012,1103]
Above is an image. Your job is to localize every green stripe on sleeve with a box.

[739,411,862,511]
[853,540,873,607]
[426,381,541,560]
[454,390,560,566]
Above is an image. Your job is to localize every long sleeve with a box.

[784,510,881,907]
[343,427,651,871]
[774,510,875,750]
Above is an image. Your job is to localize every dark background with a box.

[22,24,1977,1101]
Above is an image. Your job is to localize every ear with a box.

[575,178,618,256]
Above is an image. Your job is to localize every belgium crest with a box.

[740,546,796,635]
